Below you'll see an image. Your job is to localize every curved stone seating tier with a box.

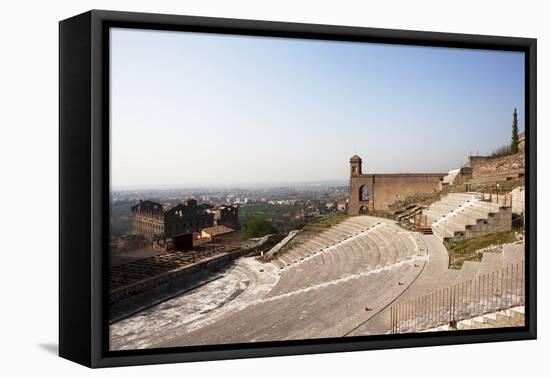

[347,238,377,271]
[168,229,504,347]
[332,222,367,234]
[333,221,370,232]
[125,214,523,347]
[339,242,358,261]
[313,233,338,245]
[356,234,383,269]
[346,217,380,228]
[271,238,376,293]
[159,258,426,347]
[321,228,353,241]
[269,263,413,339]
[273,222,378,268]
[365,232,390,267]
[395,233,414,261]
[333,223,370,235]
[269,217,424,296]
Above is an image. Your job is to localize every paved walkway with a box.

[347,234,449,336]
[348,237,525,336]
[110,257,279,350]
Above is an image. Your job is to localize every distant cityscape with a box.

[110,183,349,246]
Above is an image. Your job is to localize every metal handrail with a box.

[390,261,524,333]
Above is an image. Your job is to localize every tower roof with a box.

[350,154,362,162]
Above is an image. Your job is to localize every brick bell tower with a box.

[348,154,366,215]
[350,154,362,177]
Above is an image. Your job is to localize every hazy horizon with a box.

[111,178,350,192]
[110,28,525,189]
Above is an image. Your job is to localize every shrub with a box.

[240,218,278,240]
[491,145,512,158]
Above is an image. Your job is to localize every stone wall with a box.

[468,152,525,178]
[388,191,442,211]
[349,173,444,214]
[348,174,374,214]
[109,252,230,304]
[511,186,525,215]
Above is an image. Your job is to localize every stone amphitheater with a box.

[110,194,524,350]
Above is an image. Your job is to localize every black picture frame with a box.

[59,9,537,368]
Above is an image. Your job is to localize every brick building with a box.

[129,200,165,239]
[212,205,240,229]
[130,199,215,240]
[130,199,240,243]
[200,225,241,252]
[348,155,445,214]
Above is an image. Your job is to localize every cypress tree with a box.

[511,108,519,154]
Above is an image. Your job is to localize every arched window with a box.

[359,206,369,215]
[359,185,369,201]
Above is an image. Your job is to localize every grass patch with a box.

[368,210,394,220]
[298,214,350,234]
[491,145,513,158]
[388,192,442,215]
[446,230,516,269]
[240,218,278,241]
[315,214,349,227]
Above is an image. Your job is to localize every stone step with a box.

[446,192,481,200]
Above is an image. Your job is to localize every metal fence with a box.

[413,213,428,228]
[512,214,525,230]
[390,261,524,333]
[480,192,513,207]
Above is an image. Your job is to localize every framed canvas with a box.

[59,10,537,368]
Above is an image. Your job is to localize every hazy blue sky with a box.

[110,28,524,189]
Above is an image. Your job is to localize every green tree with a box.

[511,108,519,154]
[240,218,278,240]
